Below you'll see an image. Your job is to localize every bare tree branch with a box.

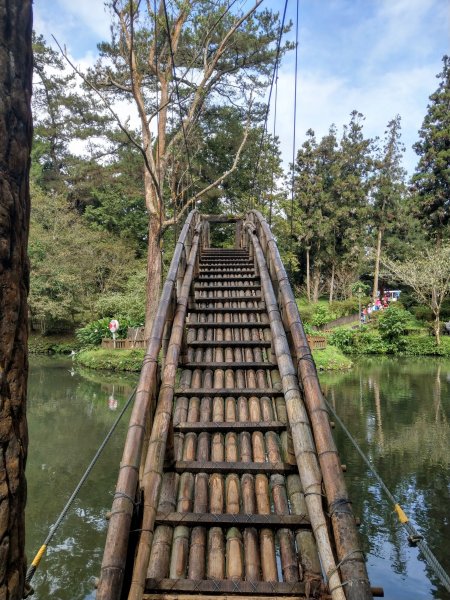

[52,35,163,208]
[163,100,253,228]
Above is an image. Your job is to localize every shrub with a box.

[297,304,314,323]
[311,305,337,327]
[302,321,314,335]
[76,317,142,347]
[401,335,450,356]
[329,327,355,352]
[330,297,370,318]
[75,348,145,371]
[353,329,390,354]
[378,305,411,350]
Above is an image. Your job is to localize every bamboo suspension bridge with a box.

[95,211,380,600]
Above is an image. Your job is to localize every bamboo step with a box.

[186,322,270,328]
[155,512,310,528]
[173,460,295,474]
[195,275,260,282]
[193,294,262,301]
[188,307,266,313]
[188,340,270,348]
[173,421,286,432]
[181,362,275,369]
[194,284,261,291]
[145,580,316,597]
[175,388,278,397]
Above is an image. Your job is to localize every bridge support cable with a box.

[24,385,137,594]
[290,0,299,239]
[251,0,289,208]
[324,397,450,594]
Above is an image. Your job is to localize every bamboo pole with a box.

[246,210,372,600]
[127,226,201,600]
[97,210,199,600]
[245,225,346,600]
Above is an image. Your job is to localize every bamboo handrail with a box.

[96,210,199,600]
[245,223,346,600]
[245,210,372,600]
[128,225,202,600]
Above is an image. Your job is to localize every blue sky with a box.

[34,0,448,174]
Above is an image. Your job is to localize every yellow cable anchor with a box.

[394,503,409,524]
[31,544,47,568]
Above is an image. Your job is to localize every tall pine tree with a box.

[412,55,450,242]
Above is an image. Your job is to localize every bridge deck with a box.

[97,212,374,600]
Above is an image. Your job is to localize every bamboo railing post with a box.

[247,210,372,600]
[96,211,199,600]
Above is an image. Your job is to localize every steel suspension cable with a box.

[251,0,289,207]
[324,396,450,593]
[289,0,299,239]
[268,59,279,226]
[162,0,196,196]
[25,386,138,590]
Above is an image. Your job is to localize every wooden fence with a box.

[306,335,327,350]
[101,338,147,350]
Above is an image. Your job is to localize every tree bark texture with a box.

[144,216,163,339]
[372,227,383,302]
[305,247,310,302]
[329,262,335,303]
[0,1,32,598]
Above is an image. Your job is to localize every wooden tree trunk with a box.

[0,1,32,598]
[372,227,383,302]
[305,247,311,302]
[434,310,441,346]
[144,215,163,340]
[312,268,321,303]
[329,262,335,303]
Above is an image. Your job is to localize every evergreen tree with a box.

[83,1,291,335]
[323,111,373,299]
[371,115,406,300]
[412,55,450,242]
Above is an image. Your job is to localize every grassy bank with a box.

[75,345,352,374]
[29,333,79,355]
[312,345,353,371]
[75,348,145,371]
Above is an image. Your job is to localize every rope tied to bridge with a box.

[323,394,450,593]
[24,385,138,594]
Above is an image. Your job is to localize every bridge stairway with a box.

[142,248,324,600]
[97,212,374,600]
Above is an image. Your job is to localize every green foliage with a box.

[311,304,337,327]
[94,268,147,323]
[353,329,390,354]
[76,317,142,347]
[312,345,353,371]
[412,55,450,241]
[329,327,355,352]
[377,305,411,346]
[29,185,141,333]
[29,334,81,355]
[401,335,450,357]
[330,297,368,317]
[75,349,145,371]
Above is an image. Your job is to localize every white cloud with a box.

[272,61,439,175]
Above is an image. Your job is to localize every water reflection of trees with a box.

[27,357,139,600]
[320,357,450,598]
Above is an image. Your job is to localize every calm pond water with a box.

[321,357,450,600]
[25,356,450,600]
